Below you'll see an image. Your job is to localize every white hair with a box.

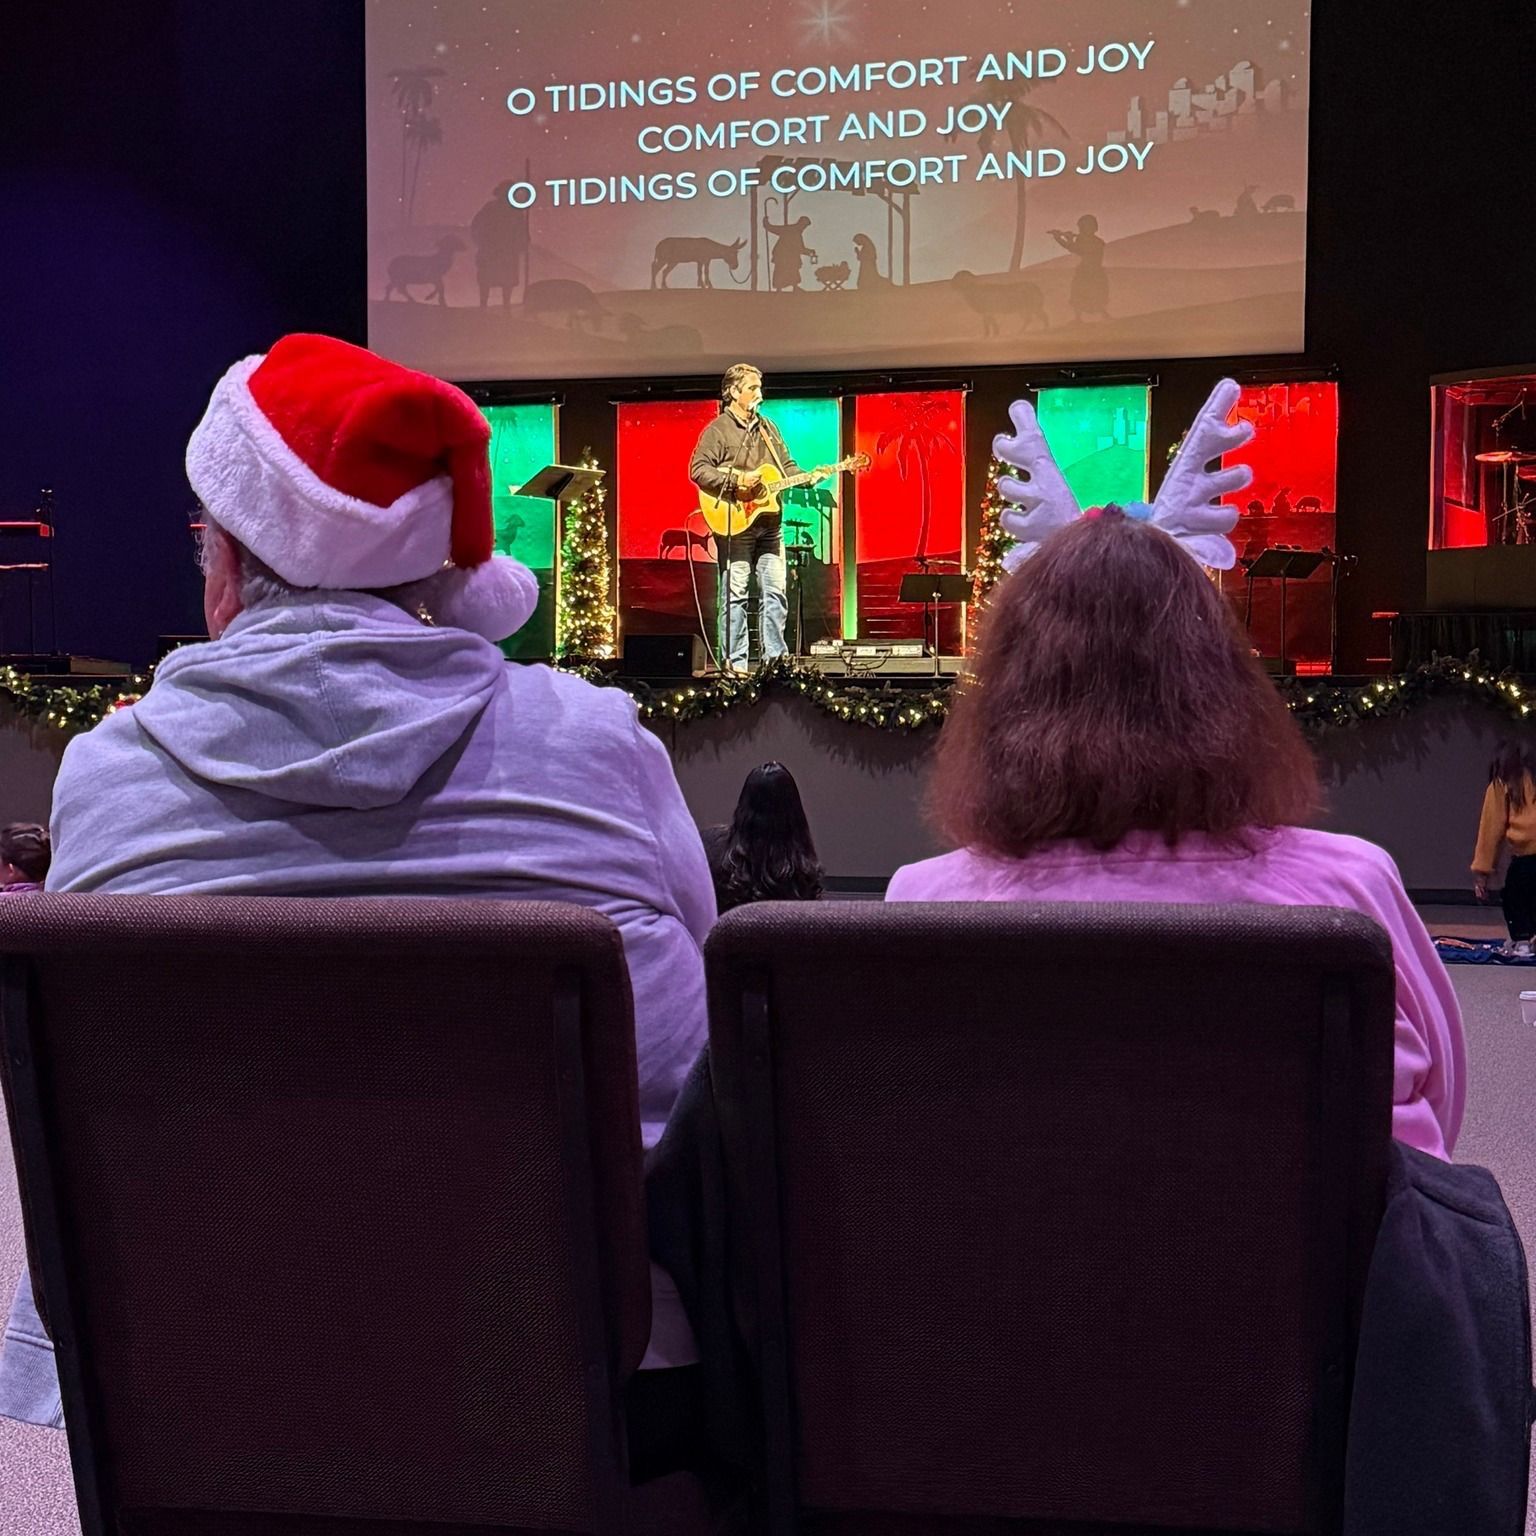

[197,515,458,625]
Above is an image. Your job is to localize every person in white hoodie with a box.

[0,333,713,1426]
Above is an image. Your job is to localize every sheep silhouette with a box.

[384,236,464,305]
[952,269,1046,337]
[522,279,605,332]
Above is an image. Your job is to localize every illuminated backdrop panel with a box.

[482,403,558,659]
[853,391,966,649]
[1222,380,1338,668]
[1035,385,1150,510]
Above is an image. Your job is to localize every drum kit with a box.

[1474,449,1536,544]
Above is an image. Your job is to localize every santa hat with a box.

[185,333,537,641]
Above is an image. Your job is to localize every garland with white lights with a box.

[1,657,1532,740]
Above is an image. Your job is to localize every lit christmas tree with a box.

[970,455,1016,611]
[555,451,616,662]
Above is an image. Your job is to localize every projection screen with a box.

[367,0,1311,380]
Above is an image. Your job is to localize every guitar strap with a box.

[758,416,792,478]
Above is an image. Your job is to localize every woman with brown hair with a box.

[888,385,1464,1161]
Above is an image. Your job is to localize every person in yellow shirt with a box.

[1470,741,1536,957]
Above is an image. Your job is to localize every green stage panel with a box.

[759,396,846,643]
[482,403,558,659]
[1035,385,1150,512]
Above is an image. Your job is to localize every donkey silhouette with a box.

[651,236,745,289]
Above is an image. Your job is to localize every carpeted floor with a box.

[1,960,1532,1536]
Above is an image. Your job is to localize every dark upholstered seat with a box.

[707,900,1397,1535]
[0,893,726,1535]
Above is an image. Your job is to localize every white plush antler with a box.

[992,397,1081,571]
[1149,378,1254,571]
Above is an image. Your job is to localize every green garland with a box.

[1275,653,1535,733]
[0,666,148,732]
[4,654,1534,740]
[620,655,952,732]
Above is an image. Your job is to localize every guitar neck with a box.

[757,459,850,493]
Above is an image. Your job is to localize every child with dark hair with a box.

[704,762,824,914]
[1470,740,1536,956]
[0,824,49,893]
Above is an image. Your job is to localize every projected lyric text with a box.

[503,48,1162,208]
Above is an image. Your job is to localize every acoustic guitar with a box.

[698,453,870,538]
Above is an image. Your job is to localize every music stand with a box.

[1244,548,1327,672]
[513,464,605,503]
[898,571,971,675]
[0,510,55,655]
[783,520,816,656]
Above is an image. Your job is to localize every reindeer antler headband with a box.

[995,378,1256,572]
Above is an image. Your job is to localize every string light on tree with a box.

[970,455,1016,613]
[555,450,616,662]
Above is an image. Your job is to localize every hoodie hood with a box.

[131,592,508,810]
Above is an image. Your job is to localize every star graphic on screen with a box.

[799,0,856,47]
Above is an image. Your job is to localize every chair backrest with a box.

[0,894,651,1536]
[706,901,1397,1535]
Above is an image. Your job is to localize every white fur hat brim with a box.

[186,355,455,589]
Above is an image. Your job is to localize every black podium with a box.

[512,464,606,503]
[1243,547,1327,673]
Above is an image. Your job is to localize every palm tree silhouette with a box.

[943,80,1066,273]
[876,395,961,564]
[403,115,443,226]
[387,66,446,224]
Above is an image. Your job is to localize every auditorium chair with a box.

[0,894,729,1536]
[706,900,1402,1536]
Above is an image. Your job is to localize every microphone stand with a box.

[1492,390,1528,436]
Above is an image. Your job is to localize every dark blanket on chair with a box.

[1346,1142,1535,1534]
[645,1048,761,1474]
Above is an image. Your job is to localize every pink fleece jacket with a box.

[887,826,1465,1160]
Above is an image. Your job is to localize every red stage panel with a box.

[1222,382,1339,668]
[615,401,720,644]
[853,391,966,649]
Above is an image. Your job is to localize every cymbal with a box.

[784,519,811,528]
[1475,450,1536,463]
[1519,467,1536,482]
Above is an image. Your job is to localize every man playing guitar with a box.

[688,363,800,673]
